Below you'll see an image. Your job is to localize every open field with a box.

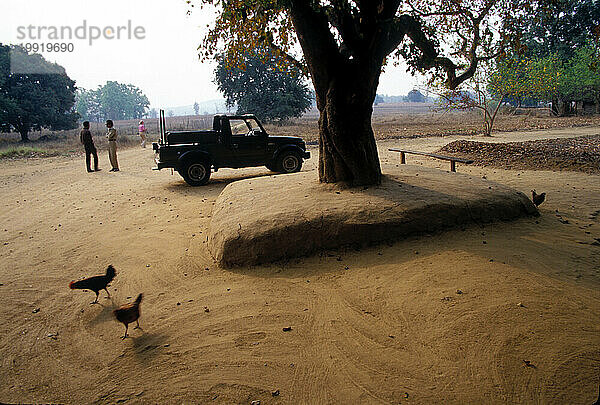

[2,105,600,157]
[1,121,599,403]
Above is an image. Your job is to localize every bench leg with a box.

[450,161,456,172]
[401,152,406,164]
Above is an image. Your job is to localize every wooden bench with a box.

[388,148,474,172]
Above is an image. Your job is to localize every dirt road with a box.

[1,127,599,404]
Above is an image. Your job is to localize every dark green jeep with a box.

[152,111,310,186]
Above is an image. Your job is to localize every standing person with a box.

[106,120,119,172]
[138,120,147,148]
[80,121,100,172]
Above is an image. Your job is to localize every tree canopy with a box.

[214,47,312,121]
[521,0,600,59]
[490,44,600,114]
[488,0,600,114]
[196,0,547,186]
[75,81,150,122]
[0,44,79,142]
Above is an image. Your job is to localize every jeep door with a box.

[211,117,238,167]
[228,118,267,166]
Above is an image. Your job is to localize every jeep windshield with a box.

[230,117,264,136]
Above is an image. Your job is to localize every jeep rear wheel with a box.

[181,161,211,186]
[277,151,302,173]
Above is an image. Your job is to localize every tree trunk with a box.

[287,2,384,187]
[558,100,567,116]
[550,98,559,116]
[484,94,505,137]
[316,74,381,186]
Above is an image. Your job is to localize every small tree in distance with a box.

[435,83,504,137]
[214,47,312,122]
[435,56,537,137]
[406,90,426,103]
[193,101,200,115]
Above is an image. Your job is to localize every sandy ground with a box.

[0,127,599,404]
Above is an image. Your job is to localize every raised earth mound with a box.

[208,167,538,267]
[437,134,600,173]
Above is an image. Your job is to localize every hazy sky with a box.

[1,0,423,108]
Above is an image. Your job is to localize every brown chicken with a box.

[69,265,116,304]
[532,189,546,207]
[113,293,143,339]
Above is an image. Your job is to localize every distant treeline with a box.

[375,90,436,104]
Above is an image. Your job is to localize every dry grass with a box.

[0,146,58,160]
[2,104,599,157]
[265,103,600,142]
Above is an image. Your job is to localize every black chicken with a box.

[532,190,546,207]
[69,265,116,304]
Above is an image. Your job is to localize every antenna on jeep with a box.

[159,109,166,144]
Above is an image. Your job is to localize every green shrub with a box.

[0,146,56,159]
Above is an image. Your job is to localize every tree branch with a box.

[325,1,362,54]
[260,33,308,76]
[288,0,341,97]
[373,15,409,60]
[405,0,463,18]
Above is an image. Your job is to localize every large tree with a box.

[199,0,538,186]
[491,44,600,116]
[569,45,600,113]
[0,44,79,142]
[75,88,102,122]
[75,81,150,122]
[521,0,600,60]
[214,47,312,121]
[513,0,600,114]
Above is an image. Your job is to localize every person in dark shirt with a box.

[80,121,100,172]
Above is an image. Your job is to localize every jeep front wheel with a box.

[181,161,211,186]
[277,151,302,173]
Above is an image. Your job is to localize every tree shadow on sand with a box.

[162,169,291,194]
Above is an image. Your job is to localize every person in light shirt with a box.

[106,120,119,172]
[138,120,148,148]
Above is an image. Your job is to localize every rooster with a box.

[69,265,116,304]
[113,293,143,339]
[532,190,546,207]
